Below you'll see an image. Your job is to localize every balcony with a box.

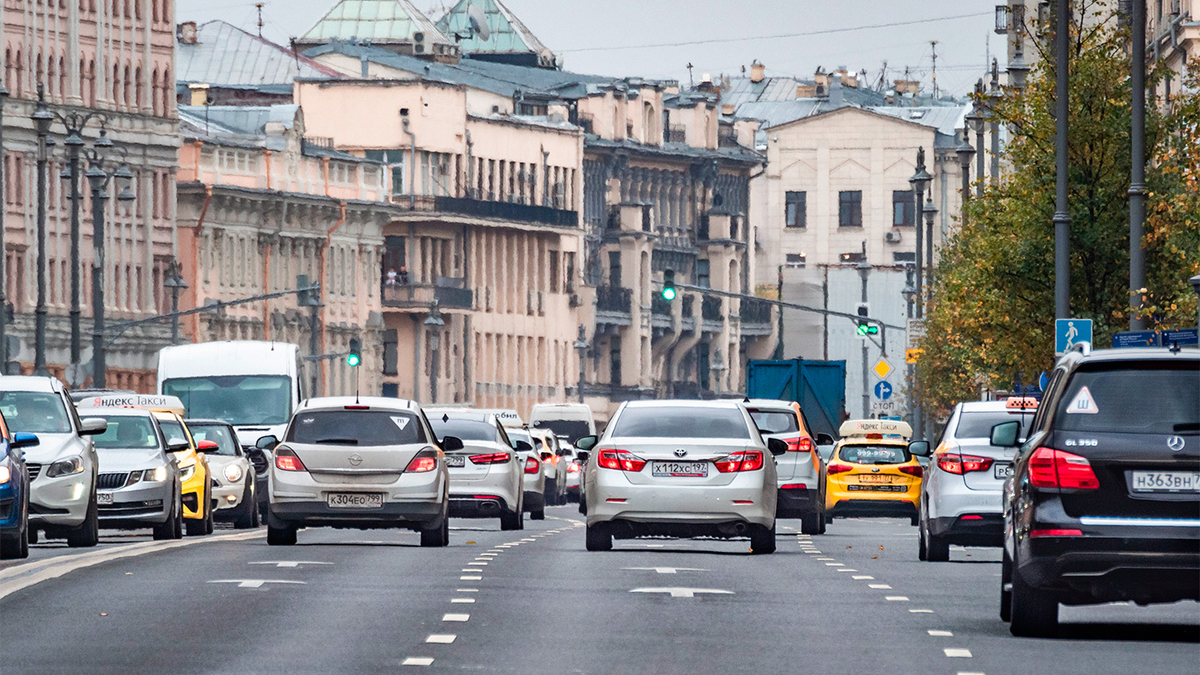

[740,297,773,336]
[664,125,686,143]
[701,296,723,322]
[382,279,473,311]
[596,285,632,314]
[651,294,673,316]
[432,196,578,228]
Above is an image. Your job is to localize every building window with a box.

[892,190,915,226]
[838,191,863,227]
[696,259,711,288]
[785,253,806,268]
[549,250,560,293]
[839,251,866,264]
[785,191,806,228]
[893,252,916,264]
[608,251,622,287]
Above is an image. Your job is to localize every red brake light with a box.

[524,456,540,474]
[1029,528,1083,538]
[1029,447,1100,489]
[714,450,765,473]
[780,483,808,490]
[786,437,815,453]
[827,463,852,475]
[899,465,923,477]
[597,449,647,472]
[567,462,581,473]
[936,454,994,475]
[406,455,437,473]
[274,447,306,472]
[343,405,370,410]
[470,452,512,465]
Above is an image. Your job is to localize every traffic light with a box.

[662,269,677,301]
[855,303,879,336]
[347,337,362,367]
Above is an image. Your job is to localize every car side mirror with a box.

[441,435,464,452]
[167,438,190,453]
[907,440,931,457]
[540,451,553,461]
[767,438,788,456]
[79,418,108,436]
[256,435,279,451]
[10,432,40,450]
[514,440,533,452]
[990,420,1021,448]
[576,451,590,463]
[816,433,836,446]
[575,435,598,451]
[197,440,219,453]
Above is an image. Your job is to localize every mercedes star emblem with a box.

[349,453,364,466]
[673,448,688,458]
[1167,436,1186,453]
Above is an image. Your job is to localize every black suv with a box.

[993,345,1198,637]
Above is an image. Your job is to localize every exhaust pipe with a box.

[478,501,500,514]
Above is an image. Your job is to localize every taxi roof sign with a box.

[838,419,913,439]
[1005,396,1039,411]
[77,393,186,415]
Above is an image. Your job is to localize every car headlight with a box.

[0,465,10,484]
[179,463,197,481]
[46,456,85,478]
[223,464,244,483]
[142,465,169,483]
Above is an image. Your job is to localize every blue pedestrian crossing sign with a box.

[1055,318,1093,356]
[873,381,894,401]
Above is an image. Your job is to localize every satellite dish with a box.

[467,3,491,41]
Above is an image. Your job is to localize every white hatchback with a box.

[428,410,525,531]
[578,400,786,554]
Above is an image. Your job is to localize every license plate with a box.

[445,455,466,468]
[651,461,708,477]
[327,493,384,508]
[97,492,114,505]
[994,463,1014,479]
[847,484,907,492]
[858,474,893,484]
[1131,471,1200,493]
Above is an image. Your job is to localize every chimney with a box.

[829,76,844,107]
[750,60,765,83]
[697,73,717,94]
[177,21,198,45]
[721,103,735,116]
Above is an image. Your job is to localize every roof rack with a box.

[1069,341,1092,356]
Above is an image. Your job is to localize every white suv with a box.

[0,376,106,547]
[428,410,525,531]
[261,397,450,546]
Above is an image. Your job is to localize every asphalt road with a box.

[2,509,1197,675]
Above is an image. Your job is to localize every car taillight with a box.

[781,483,808,490]
[274,447,306,472]
[597,449,647,472]
[899,465,923,478]
[1029,447,1100,489]
[827,463,852,475]
[786,437,815,453]
[524,456,540,474]
[1029,528,1083,538]
[470,452,511,465]
[406,455,437,473]
[936,453,994,475]
[567,462,581,473]
[714,450,765,473]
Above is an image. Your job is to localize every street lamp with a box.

[908,149,931,320]
[955,128,975,223]
[923,196,938,299]
[162,260,188,345]
[32,85,55,376]
[54,109,104,371]
[424,302,445,403]
[856,252,871,418]
[84,131,135,388]
[573,325,589,403]
[0,82,9,373]
[969,80,986,198]
[988,60,1002,184]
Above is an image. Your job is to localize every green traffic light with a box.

[347,353,361,367]
[662,287,677,301]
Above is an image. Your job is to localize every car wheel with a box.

[0,531,24,559]
[917,520,928,561]
[1009,563,1058,637]
[799,512,821,535]
[152,496,177,541]
[172,494,184,539]
[544,480,557,506]
[203,487,215,534]
[28,527,38,545]
[421,512,450,547]
[926,529,950,562]
[585,523,612,551]
[750,522,777,554]
[234,482,256,530]
[500,508,520,531]
[824,513,833,524]
[267,523,297,546]
[1000,548,1013,622]
[531,506,545,521]
[67,494,100,548]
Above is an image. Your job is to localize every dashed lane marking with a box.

[623,567,708,574]
[451,598,475,603]
[401,657,434,666]
[467,562,488,565]
[249,561,333,568]
[928,630,953,636]
[442,613,470,622]
[426,635,456,644]
[207,579,307,590]
[944,649,973,658]
[852,575,874,580]
[885,596,910,601]
[629,587,734,598]
[816,557,835,561]
[460,576,482,581]
[910,609,934,613]
[824,563,844,567]
[868,584,892,589]
[835,569,859,572]
[456,588,478,592]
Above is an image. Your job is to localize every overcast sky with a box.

[176,0,998,96]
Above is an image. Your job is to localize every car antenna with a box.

[743,396,750,403]
[1168,339,1182,354]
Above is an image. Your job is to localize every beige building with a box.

[2,0,179,389]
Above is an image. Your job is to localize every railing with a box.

[717,133,741,149]
[740,298,772,325]
[382,281,473,309]
[681,294,695,318]
[701,296,723,321]
[665,125,686,143]
[651,294,673,316]
[433,196,577,228]
[596,285,632,314]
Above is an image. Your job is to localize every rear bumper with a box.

[776,486,821,518]
[928,514,1003,546]
[586,471,775,530]
[270,500,443,528]
[829,498,918,519]
[449,495,514,518]
[1016,533,1200,605]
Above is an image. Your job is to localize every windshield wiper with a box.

[1173,423,1200,432]
[315,438,359,445]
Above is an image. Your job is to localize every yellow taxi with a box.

[77,394,214,536]
[825,419,930,525]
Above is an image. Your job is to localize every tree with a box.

[917,2,1199,413]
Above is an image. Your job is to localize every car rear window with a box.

[429,417,500,443]
[954,411,1033,440]
[287,411,425,446]
[612,407,751,439]
[92,416,159,450]
[839,444,909,464]
[531,419,591,443]
[747,409,799,434]
[1054,363,1199,435]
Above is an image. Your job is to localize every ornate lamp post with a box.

[162,260,188,345]
[908,150,931,319]
[32,86,55,375]
[0,82,9,372]
[573,325,589,403]
[923,196,938,298]
[84,131,135,388]
[969,80,986,198]
[55,110,104,370]
[424,302,444,403]
[955,128,976,224]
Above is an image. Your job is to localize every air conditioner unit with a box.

[413,31,427,54]
[885,231,902,244]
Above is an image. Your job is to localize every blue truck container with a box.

[745,359,847,440]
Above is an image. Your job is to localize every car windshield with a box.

[286,411,424,446]
[531,419,590,443]
[748,409,799,434]
[612,407,751,439]
[428,418,499,443]
[1055,363,1199,435]
[159,420,190,447]
[955,411,1033,440]
[508,429,532,447]
[91,416,158,450]
[839,444,909,464]
[187,424,240,456]
[0,391,72,434]
[162,375,292,426]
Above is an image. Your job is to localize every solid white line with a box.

[442,613,470,622]
[450,598,475,603]
[928,630,953,636]
[426,635,456,644]
[401,657,435,666]
[885,596,910,601]
[944,648,973,658]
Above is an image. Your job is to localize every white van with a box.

[529,403,595,444]
[156,341,305,447]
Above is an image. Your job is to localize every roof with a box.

[1067,347,1200,365]
[871,105,967,139]
[177,104,367,161]
[82,407,157,418]
[299,0,452,47]
[175,20,342,87]
[620,399,747,409]
[184,418,237,426]
[297,396,419,411]
[435,0,551,58]
[0,375,62,392]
